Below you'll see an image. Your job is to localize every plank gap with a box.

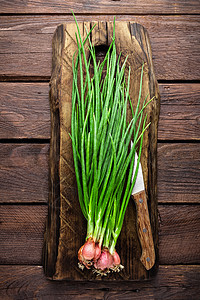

[158,140,200,143]
[0,202,48,206]
[1,78,200,84]
[158,202,200,206]
[0,138,50,144]
[0,139,199,144]
[0,76,50,83]
[0,13,200,16]
[158,80,200,84]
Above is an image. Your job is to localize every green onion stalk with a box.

[70,13,153,276]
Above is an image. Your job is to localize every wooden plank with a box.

[0,266,199,300]
[1,83,199,140]
[0,0,199,14]
[0,143,199,204]
[159,205,200,265]
[0,83,50,139]
[158,84,200,140]
[44,20,160,281]
[0,205,199,265]
[0,144,49,203]
[0,15,199,80]
[0,205,47,265]
[158,143,200,203]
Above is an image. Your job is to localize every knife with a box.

[131,147,155,270]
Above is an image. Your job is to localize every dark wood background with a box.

[0,1,200,299]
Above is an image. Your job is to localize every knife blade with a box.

[131,145,155,270]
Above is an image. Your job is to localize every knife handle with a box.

[132,190,155,270]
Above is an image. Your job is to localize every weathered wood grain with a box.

[0,205,199,265]
[0,144,49,203]
[133,191,155,270]
[0,205,47,265]
[0,0,199,296]
[158,143,200,203]
[159,205,200,265]
[0,0,199,14]
[0,15,199,80]
[0,143,199,204]
[0,266,199,300]
[1,83,199,140]
[44,20,160,281]
[0,83,50,139]
[158,84,200,140]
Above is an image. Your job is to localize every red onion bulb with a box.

[82,238,96,260]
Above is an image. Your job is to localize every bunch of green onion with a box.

[70,13,152,275]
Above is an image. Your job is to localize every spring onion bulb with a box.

[70,12,153,276]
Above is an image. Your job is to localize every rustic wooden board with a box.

[0,83,200,140]
[0,83,50,139]
[0,143,199,204]
[158,84,200,140]
[158,205,200,265]
[1,205,200,265]
[43,20,160,281]
[0,144,49,203]
[158,143,200,203]
[0,15,199,80]
[0,0,199,14]
[0,265,200,300]
[0,0,199,297]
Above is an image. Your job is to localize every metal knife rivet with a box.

[146,257,150,262]
[139,198,143,203]
[143,228,147,233]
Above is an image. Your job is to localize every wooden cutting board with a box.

[43,21,160,281]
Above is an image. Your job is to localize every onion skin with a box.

[94,248,114,270]
[82,238,96,260]
[94,243,101,261]
[113,250,121,265]
[78,244,84,262]
[78,240,122,274]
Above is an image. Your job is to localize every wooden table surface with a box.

[0,1,200,299]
